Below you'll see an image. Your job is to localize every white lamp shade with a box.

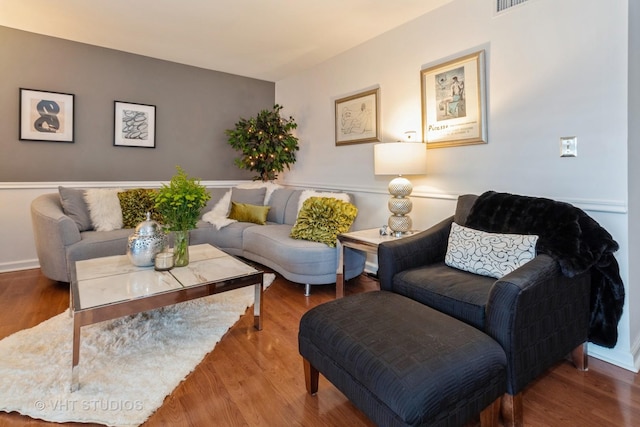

[374,142,427,176]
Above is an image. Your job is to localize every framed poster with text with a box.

[421,50,487,148]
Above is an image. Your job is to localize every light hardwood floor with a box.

[0,267,638,426]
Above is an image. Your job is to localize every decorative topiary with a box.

[226,104,300,181]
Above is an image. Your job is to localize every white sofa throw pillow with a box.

[445,222,538,279]
[84,188,124,232]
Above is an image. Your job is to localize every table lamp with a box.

[374,141,427,236]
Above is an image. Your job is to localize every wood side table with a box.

[336,228,419,298]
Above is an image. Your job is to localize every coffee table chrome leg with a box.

[254,278,263,330]
[71,315,81,392]
[336,240,345,298]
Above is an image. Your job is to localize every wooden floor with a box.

[0,267,638,427]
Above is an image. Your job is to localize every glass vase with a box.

[173,230,190,267]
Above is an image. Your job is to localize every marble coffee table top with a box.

[73,244,259,310]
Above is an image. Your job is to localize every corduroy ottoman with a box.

[298,291,507,427]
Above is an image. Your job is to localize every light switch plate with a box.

[560,137,577,157]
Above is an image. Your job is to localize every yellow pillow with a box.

[227,202,270,225]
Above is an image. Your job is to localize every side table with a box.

[336,228,419,298]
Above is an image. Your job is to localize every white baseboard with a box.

[589,344,639,373]
[0,259,39,274]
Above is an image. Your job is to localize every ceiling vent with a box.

[496,0,529,13]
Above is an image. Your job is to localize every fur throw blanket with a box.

[466,191,624,348]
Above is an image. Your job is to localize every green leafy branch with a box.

[154,166,211,231]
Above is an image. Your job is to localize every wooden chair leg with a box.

[501,392,523,427]
[571,342,589,371]
[479,397,501,427]
[303,358,319,395]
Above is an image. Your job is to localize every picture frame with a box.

[335,88,380,146]
[114,101,156,148]
[19,88,75,143]
[420,50,487,148]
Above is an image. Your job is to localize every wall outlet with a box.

[560,137,577,157]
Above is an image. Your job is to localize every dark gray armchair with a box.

[377,194,595,427]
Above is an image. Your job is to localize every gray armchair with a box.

[377,194,597,427]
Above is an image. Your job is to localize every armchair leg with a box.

[303,358,319,395]
[479,397,501,427]
[570,342,589,371]
[501,392,523,427]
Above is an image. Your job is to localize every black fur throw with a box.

[466,191,624,348]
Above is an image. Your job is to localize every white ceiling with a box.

[0,0,452,82]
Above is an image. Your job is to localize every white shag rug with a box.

[0,273,275,427]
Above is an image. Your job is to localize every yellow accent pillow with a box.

[227,202,270,225]
[290,197,358,247]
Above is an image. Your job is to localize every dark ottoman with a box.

[298,291,507,427]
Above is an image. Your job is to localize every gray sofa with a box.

[30,186,366,294]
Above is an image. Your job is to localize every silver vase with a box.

[127,212,167,267]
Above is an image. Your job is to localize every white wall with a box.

[276,0,636,370]
[627,0,640,372]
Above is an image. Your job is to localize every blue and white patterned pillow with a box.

[445,222,539,279]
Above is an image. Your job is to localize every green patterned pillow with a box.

[118,188,162,228]
[290,197,358,247]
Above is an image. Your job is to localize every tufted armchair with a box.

[377,194,594,427]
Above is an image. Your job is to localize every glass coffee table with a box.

[69,244,263,392]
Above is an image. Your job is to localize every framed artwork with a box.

[114,101,156,148]
[19,88,74,143]
[335,88,380,146]
[420,50,487,148]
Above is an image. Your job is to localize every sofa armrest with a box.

[31,194,81,282]
[486,254,590,394]
[377,216,454,291]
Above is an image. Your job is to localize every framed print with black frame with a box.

[420,50,487,148]
[114,101,156,148]
[335,88,380,146]
[19,88,75,143]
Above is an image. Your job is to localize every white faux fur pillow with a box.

[202,190,235,229]
[84,189,124,231]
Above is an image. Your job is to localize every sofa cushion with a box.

[266,188,296,224]
[290,197,357,247]
[84,188,124,232]
[243,224,339,277]
[231,187,267,205]
[445,222,538,279]
[68,228,132,264]
[191,220,253,253]
[227,202,270,225]
[391,262,495,330]
[58,186,92,231]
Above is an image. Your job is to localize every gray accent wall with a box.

[0,26,275,181]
